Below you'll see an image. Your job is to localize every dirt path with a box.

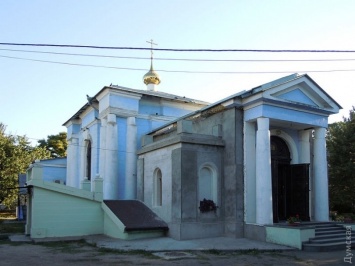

[0,239,348,265]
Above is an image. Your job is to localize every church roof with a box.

[239,73,342,110]
[63,85,209,126]
[108,85,208,105]
[146,73,342,135]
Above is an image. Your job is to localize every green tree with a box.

[0,123,50,208]
[38,132,67,158]
[327,107,355,213]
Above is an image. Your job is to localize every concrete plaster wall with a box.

[169,144,224,240]
[138,107,245,240]
[191,108,244,237]
[140,143,181,223]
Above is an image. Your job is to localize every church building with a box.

[25,58,342,245]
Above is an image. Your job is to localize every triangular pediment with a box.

[262,74,342,114]
[275,88,318,107]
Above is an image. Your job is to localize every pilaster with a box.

[299,130,311,163]
[66,137,79,188]
[104,114,119,199]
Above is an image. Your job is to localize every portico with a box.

[244,74,341,226]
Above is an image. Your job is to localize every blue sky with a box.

[1,1,354,144]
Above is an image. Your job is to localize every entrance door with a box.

[271,136,310,222]
[288,164,310,221]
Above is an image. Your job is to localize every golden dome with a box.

[143,63,161,85]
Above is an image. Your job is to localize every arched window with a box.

[153,168,162,206]
[198,164,217,203]
[86,140,92,180]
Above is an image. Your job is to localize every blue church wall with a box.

[139,99,197,118]
[136,118,151,149]
[162,105,194,117]
[39,158,67,184]
[139,99,161,115]
[117,117,127,199]
[82,110,97,128]
[244,105,328,128]
[109,94,139,112]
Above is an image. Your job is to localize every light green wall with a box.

[27,179,165,240]
[28,181,103,238]
[266,226,315,250]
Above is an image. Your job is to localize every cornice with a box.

[99,106,177,122]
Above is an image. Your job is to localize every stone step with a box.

[303,241,355,252]
[302,223,355,251]
[313,232,350,240]
[316,228,345,233]
[302,222,337,226]
[308,235,355,244]
[316,229,346,236]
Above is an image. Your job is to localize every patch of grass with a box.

[97,247,157,259]
[267,251,302,261]
[237,249,262,255]
[0,210,16,220]
[0,239,24,246]
[0,221,25,234]
[38,239,91,254]
[203,249,225,255]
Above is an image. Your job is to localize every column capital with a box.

[257,117,270,131]
[68,137,79,144]
[100,117,107,126]
[314,127,326,139]
[107,114,117,125]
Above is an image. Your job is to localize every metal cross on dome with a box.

[146,39,157,62]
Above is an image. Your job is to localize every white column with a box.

[104,114,119,199]
[313,127,329,221]
[256,117,273,225]
[125,117,137,199]
[299,130,311,164]
[66,137,79,188]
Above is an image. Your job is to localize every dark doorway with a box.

[271,136,310,222]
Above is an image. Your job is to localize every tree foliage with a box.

[327,107,355,213]
[38,132,67,158]
[0,123,50,208]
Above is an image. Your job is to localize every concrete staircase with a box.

[303,222,355,252]
[102,200,169,240]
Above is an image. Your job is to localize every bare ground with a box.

[0,239,349,266]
